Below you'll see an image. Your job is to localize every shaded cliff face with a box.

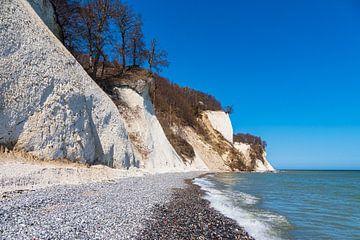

[0,0,134,168]
[27,0,63,40]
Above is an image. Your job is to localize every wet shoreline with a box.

[139,178,254,240]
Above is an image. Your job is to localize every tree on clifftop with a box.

[224,105,234,114]
[129,15,145,67]
[53,0,168,76]
[112,0,135,71]
[52,0,81,59]
[78,0,111,79]
[145,38,169,73]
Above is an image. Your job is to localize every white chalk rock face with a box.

[114,84,199,172]
[27,0,62,40]
[181,127,229,172]
[234,142,275,172]
[233,142,252,158]
[205,111,233,143]
[255,151,275,172]
[0,0,135,168]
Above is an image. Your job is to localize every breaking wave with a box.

[193,177,290,240]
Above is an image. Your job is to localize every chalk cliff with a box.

[0,0,274,172]
[180,126,230,172]
[234,142,275,172]
[0,0,206,172]
[0,0,135,168]
[110,78,208,172]
[201,111,275,171]
[205,111,233,143]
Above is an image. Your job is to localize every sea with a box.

[193,171,360,240]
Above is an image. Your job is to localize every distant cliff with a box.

[151,75,275,172]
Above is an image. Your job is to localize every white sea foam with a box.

[226,190,259,205]
[193,177,288,240]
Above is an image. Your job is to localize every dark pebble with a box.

[138,179,255,240]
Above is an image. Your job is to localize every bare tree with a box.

[129,15,145,67]
[77,0,111,79]
[53,0,170,77]
[91,0,111,78]
[145,38,169,73]
[112,1,135,71]
[52,0,83,53]
[78,5,95,70]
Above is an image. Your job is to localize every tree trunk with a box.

[132,39,137,66]
[121,32,126,72]
[92,51,101,79]
[101,61,105,77]
[101,53,107,77]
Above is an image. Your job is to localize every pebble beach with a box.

[0,155,253,239]
[0,172,197,239]
[0,162,253,240]
[139,179,254,240]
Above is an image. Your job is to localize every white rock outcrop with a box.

[0,0,135,168]
[114,82,208,172]
[205,111,233,143]
[234,142,275,172]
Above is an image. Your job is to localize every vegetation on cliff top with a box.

[52,0,168,78]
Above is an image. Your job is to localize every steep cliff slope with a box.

[233,141,275,172]
[101,73,208,172]
[0,0,135,168]
[205,111,274,171]
[205,111,233,143]
[105,73,212,172]
[178,126,230,171]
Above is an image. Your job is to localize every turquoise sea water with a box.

[194,171,360,240]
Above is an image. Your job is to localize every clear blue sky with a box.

[128,0,360,169]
